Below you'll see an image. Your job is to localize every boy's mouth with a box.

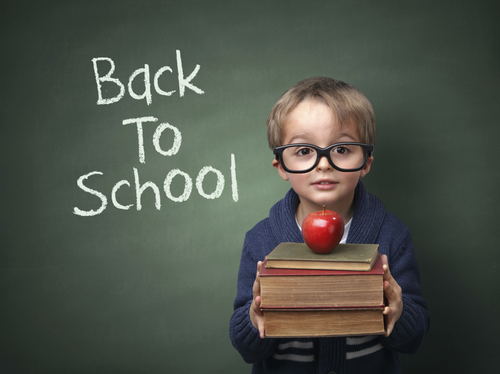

[312,179,337,189]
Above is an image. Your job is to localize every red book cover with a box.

[259,254,384,310]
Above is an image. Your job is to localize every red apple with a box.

[302,205,344,254]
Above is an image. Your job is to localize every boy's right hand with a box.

[249,261,265,339]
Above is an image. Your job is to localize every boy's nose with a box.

[316,155,332,170]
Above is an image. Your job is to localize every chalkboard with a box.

[1,1,499,373]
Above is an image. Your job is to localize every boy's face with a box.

[272,99,373,221]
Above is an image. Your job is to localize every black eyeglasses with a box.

[273,142,374,173]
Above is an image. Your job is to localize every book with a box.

[265,242,379,271]
[263,307,386,338]
[259,255,383,308]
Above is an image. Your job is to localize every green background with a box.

[1,0,499,372]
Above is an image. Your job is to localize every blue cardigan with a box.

[229,181,430,374]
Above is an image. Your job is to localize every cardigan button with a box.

[327,371,336,374]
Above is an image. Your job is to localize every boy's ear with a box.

[272,159,289,181]
[360,156,374,178]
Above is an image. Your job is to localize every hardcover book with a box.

[263,307,386,338]
[265,242,379,271]
[259,255,383,308]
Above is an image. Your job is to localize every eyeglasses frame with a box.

[273,142,374,174]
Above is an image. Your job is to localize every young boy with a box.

[229,77,430,374]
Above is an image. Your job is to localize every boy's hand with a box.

[249,261,265,339]
[381,254,403,337]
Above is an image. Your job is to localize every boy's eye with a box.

[332,146,349,155]
[296,147,315,156]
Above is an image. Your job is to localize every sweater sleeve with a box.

[229,240,278,363]
[379,227,430,354]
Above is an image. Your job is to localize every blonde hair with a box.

[267,77,376,149]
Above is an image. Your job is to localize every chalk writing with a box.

[74,49,238,216]
[92,50,203,105]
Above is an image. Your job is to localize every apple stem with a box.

[323,205,326,215]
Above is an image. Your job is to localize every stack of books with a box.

[260,242,386,338]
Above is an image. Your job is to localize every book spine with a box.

[261,305,385,311]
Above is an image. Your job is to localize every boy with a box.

[229,77,430,374]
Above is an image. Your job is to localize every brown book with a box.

[263,307,386,338]
[265,242,379,271]
[259,255,383,308]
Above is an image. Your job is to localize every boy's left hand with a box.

[381,254,403,337]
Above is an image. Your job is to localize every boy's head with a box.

[267,77,376,223]
[267,77,376,149]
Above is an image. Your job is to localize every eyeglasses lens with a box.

[281,144,366,172]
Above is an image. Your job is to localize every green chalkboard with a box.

[1,1,499,373]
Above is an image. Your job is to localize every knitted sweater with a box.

[229,181,430,374]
